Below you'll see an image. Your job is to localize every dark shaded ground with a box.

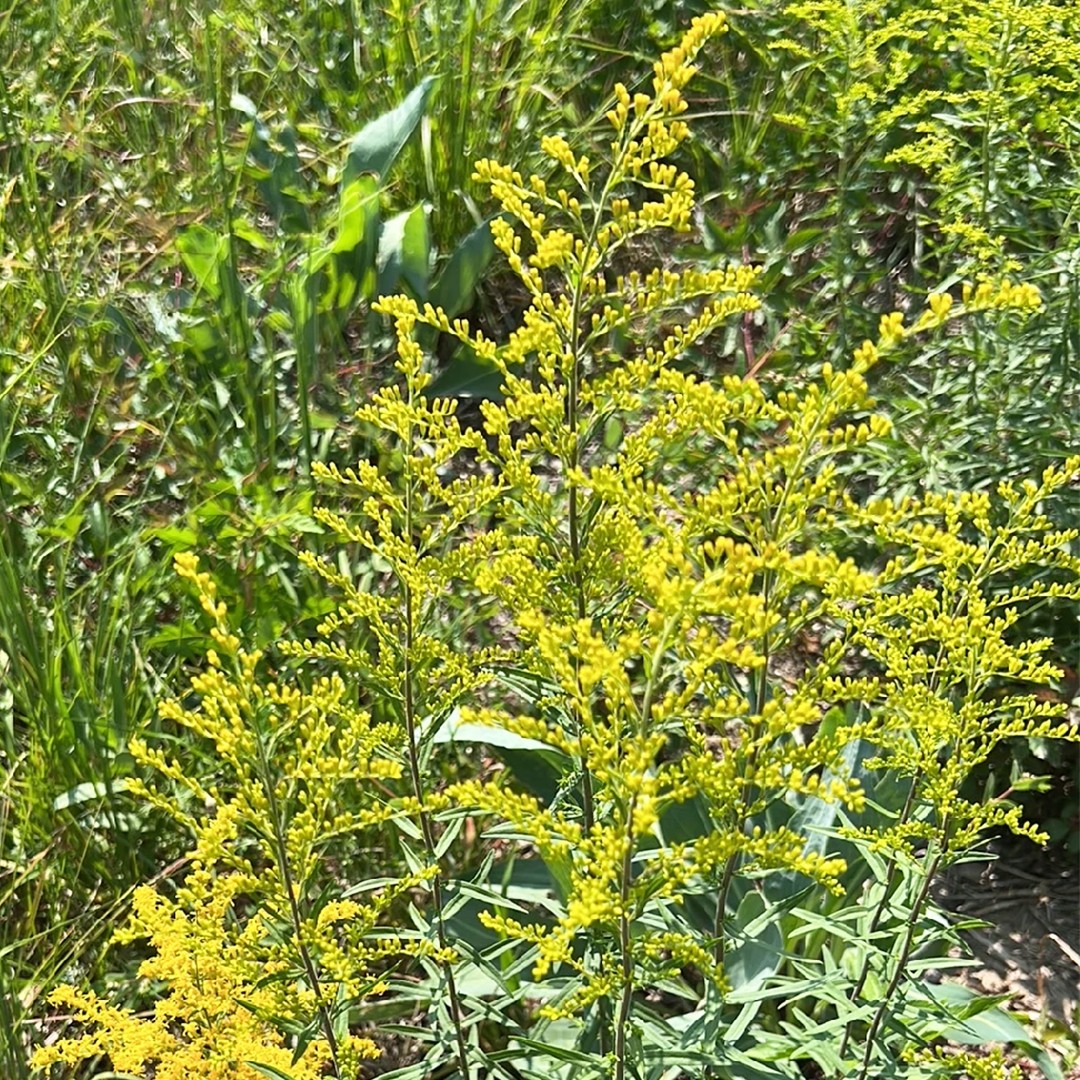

[934,831,1080,1078]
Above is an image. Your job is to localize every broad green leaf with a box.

[314,175,380,312]
[333,175,381,256]
[725,889,784,992]
[911,981,1066,1078]
[427,346,503,400]
[916,982,1032,1043]
[176,225,228,299]
[659,793,712,845]
[501,746,566,805]
[377,203,431,298]
[762,724,863,904]
[54,780,128,811]
[429,218,496,318]
[343,76,436,185]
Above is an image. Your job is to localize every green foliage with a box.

[167,80,496,480]
[668,0,1078,454]
[29,15,1080,1080]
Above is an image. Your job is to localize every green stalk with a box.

[254,724,341,1073]
[712,853,739,967]
[853,832,949,1080]
[838,552,1002,1074]
[400,580,472,1080]
[612,793,638,1080]
[711,378,823,962]
[561,113,637,1060]
[401,375,472,1080]
[833,770,922,1073]
[561,75,659,837]
[609,614,682,1068]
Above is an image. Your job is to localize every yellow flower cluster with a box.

[38,551,466,1075]
[31,881,379,1080]
[903,1045,1021,1080]
[840,454,1080,857]
[961,277,1042,311]
[777,0,1080,269]
[365,9,1077,1027]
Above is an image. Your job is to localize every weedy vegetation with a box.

[3,2,1079,1079]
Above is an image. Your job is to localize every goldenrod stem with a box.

[835,772,922,1072]
[613,797,637,1080]
[853,847,944,1080]
[401,408,472,1080]
[255,731,341,1074]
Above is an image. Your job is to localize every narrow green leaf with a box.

[512,1036,601,1065]
[244,1062,297,1080]
[432,709,554,751]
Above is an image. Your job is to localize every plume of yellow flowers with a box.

[33,552,450,1077]
[369,6,1076,1059]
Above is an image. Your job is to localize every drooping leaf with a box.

[431,709,554,751]
[343,76,436,186]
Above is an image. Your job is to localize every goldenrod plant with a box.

[769,0,1080,273]
[32,12,1080,1080]
[691,0,1079,765]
